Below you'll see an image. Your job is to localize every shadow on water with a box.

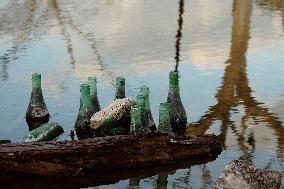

[187,0,284,163]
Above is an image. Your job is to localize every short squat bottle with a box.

[26,73,49,128]
[140,86,156,131]
[136,94,151,134]
[74,84,95,140]
[167,71,187,129]
[88,77,101,112]
[115,77,126,99]
[158,103,172,133]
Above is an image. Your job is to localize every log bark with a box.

[0,133,221,179]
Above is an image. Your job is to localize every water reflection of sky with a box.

[0,0,284,188]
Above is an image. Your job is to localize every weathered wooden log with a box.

[0,133,221,179]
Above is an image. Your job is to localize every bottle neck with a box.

[137,95,146,113]
[140,87,150,111]
[79,85,93,113]
[169,71,180,93]
[32,73,41,90]
[88,77,98,97]
[131,106,142,126]
[159,103,170,125]
[115,77,125,99]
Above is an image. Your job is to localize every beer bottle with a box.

[26,73,49,129]
[115,77,126,99]
[158,103,172,133]
[140,86,156,131]
[167,71,187,129]
[74,84,95,139]
[87,77,101,112]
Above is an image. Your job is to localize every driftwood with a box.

[0,133,221,181]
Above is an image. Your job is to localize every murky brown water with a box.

[0,0,284,188]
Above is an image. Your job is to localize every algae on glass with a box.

[167,71,187,129]
[75,84,95,139]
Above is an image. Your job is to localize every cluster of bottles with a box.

[130,71,187,135]
[24,70,187,141]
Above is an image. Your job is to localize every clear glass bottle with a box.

[167,71,187,129]
[88,77,101,112]
[140,86,156,131]
[26,73,49,130]
[158,103,172,133]
[115,77,126,99]
[74,84,95,139]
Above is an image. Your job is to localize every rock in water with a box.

[213,160,282,189]
[90,98,136,134]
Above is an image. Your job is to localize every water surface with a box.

[0,0,284,188]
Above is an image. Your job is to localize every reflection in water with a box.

[256,0,284,31]
[174,0,184,72]
[187,0,284,162]
[49,0,76,66]
[0,0,39,80]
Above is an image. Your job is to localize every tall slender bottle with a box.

[140,86,156,131]
[115,77,126,99]
[167,71,187,129]
[158,103,172,133]
[129,105,143,135]
[87,77,101,112]
[136,95,151,134]
[26,73,49,130]
[75,84,95,139]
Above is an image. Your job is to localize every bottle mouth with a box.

[32,73,41,80]
[116,77,125,86]
[140,86,149,97]
[88,77,97,83]
[80,84,90,95]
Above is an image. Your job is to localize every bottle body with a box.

[115,77,126,99]
[136,95,151,134]
[75,84,95,139]
[23,122,64,142]
[129,105,143,135]
[26,73,49,129]
[88,77,101,112]
[140,86,156,131]
[158,103,172,133]
[167,71,187,129]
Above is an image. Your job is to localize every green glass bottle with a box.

[101,117,127,136]
[140,86,156,131]
[74,84,95,140]
[158,103,172,133]
[129,105,143,135]
[136,95,151,134]
[88,77,101,112]
[23,122,64,142]
[167,71,187,129]
[26,73,50,128]
[115,77,126,99]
